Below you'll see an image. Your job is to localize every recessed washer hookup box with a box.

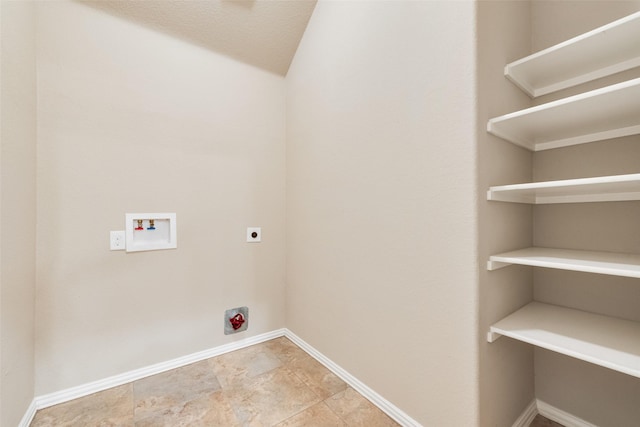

[125,213,177,253]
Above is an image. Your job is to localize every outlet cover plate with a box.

[110,231,126,250]
[247,227,261,243]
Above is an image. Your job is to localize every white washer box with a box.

[125,213,177,253]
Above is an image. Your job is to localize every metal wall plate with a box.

[224,306,248,334]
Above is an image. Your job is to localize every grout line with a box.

[323,399,350,426]
[322,392,352,426]
[284,329,422,427]
[25,329,419,426]
[32,329,286,412]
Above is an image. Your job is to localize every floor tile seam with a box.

[281,363,326,415]
[251,360,324,427]
[276,341,352,421]
[218,386,247,427]
[268,398,327,427]
[284,361,342,404]
[34,336,360,426]
[280,336,351,389]
[128,382,135,424]
[216,363,321,427]
[216,361,293,395]
[213,344,291,390]
[134,388,242,427]
[321,395,352,426]
[272,351,311,370]
[131,376,228,423]
[183,353,246,399]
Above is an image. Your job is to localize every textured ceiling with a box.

[81,0,317,76]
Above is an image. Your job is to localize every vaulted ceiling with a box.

[81,0,317,76]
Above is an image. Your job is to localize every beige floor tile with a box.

[325,387,400,427]
[275,401,347,427]
[288,355,347,399]
[30,338,400,427]
[133,359,221,421]
[225,365,322,426]
[30,384,133,427]
[134,390,240,427]
[530,414,565,427]
[263,337,311,365]
[209,341,283,387]
[263,337,347,398]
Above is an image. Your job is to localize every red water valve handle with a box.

[229,313,245,330]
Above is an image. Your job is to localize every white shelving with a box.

[487,247,640,279]
[487,302,640,378]
[487,173,640,204]
[505,11,640,97]
[487,77,640,151]
[488,11,640,381]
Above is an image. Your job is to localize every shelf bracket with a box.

[487,260,511,271]
[487,330,503,343]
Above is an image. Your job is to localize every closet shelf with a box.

[487,173,640,204]
[487,77,640,151]
[487,247,640,278]
[505,11,640,97]
[488,302,640,378]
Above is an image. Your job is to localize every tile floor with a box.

[530,414,564,427]
[30,337,400,426]
[29,336,564,426]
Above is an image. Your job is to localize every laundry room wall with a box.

[0,1,37,425]
[286,1,480,424]
[35,0,286,395]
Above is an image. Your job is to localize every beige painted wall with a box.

[285,1,479,424]
[476,1,534,426]
[35,1,286,395]
[13,2,640,424]
[531,2,640,426]
[0,1,37,425]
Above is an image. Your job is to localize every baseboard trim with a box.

[33,329,285,411]
[18,398,38,427]
[283,329,421,427]
[19,328,612,427]
[24,328,418,426]
[512,399,537,427]
[537,399,598,427]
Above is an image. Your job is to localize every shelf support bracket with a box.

[487,260,511,271]
[487,330,503,343]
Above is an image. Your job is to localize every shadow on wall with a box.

[75,0,316,76]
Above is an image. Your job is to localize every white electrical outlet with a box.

[110,230,126,250]
[246,227,261,243]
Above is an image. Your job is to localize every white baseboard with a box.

[284,329,421,427]
[537,399,598,427]
[512,399,537,427]
[19,329,604,427]
[18,398,38,427]
[510,397,601,427]
[22,328,418,427]
[33,329,285,411]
